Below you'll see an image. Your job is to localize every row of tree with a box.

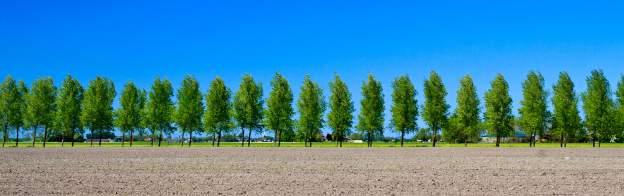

[1,70,622,148]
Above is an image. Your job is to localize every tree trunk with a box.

[71,128,75,147]
[560,132,564,148]
[189,131,193,147]
[367,131,373,148]
[400,130,405,147]
[98,129,102,147]
[240,128,245,147]
[43,126,48,148]
[217,131,222,147]
[32,126,37,147]
[158,131,163,147]
[247,129,252,147]
[277,130,281,147]
[15,126,20,147]
[495,132,500,147]
[432,129,437,147]
[3,124,7,147]
[181,131,185,147]
[339,140,343,148]
[212,133,215,146]
[150,133,154,146]
[130,130,134,147]
[122,132,125,147]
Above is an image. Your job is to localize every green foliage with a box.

[81,77,116,144]
[175,76,204,133]
[54,75,84,142]
[25,77,56,146]
[422,71,449,146]
[518,71,548,145]
[115,82,146,133]
[552,72,582,143]
[296,75,326,145]
[203,77,233,134]
[452,75,481,143]
[484,74,514,146]
[265,73,294,145]
[357,74,384,147]
[1,77,27,128]
[145,78,174,139]
[390,75,418,145]
[233,74,264,134]
[582,70,615,144]
[615,75,624,134]
[1,76,28,146]
[25,77,56,128]
[327,74,354,144]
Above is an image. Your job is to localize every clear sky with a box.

[1,0,623,137]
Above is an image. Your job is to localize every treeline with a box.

[1,70,623,148]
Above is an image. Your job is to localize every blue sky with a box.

[1,0,623,137]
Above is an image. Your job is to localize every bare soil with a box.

[1,148,624,195]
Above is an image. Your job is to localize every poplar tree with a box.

[297,75,325,147]
[81,77,116,147]
[144,78,174,147]
[54,75,83,147]
[390,75,418,147]
[454,75,481,146]
[518,71,548,147]
[115,82,146,147]
[233,74,264,147]
[327,74,354,147]
[423,71,449,147]
[25,77,56,147]
[552,72,581,148]
[357,74,384,148]
[175,76,203,147]
[484,74,514,147]
[204,77,232,147]
[582,70,614,148]
[265,73,294,147]
[1,77,27,147]
[616,76,624,137]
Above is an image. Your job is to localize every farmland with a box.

[2,147,624,195]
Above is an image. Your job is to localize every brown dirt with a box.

[1,148,624,195]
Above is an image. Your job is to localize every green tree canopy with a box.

[357,74,384,147]
[25,77,56,147]
[265,73,294,146]
[145,78,174,147]
[423,71,449,147]
[296,75,325,147]
[617,75,624,135]
[327,74,354,147]
[81,76,115,146]
[484,74,514,147]
[552,72,582,147]
[582,69,615,147]
[453,75,481,145]
[175,75,204,147]
[391,75,418,147]
[233,74,264,147]
[115,81,146,146]
[204,77,232,147]
[518,71,548,147]
[54,75,84,147]
[1,77,27,147]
